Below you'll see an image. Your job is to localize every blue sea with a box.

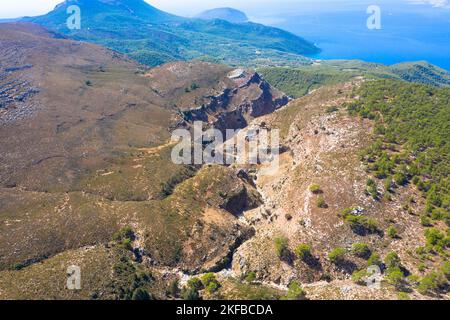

[249,1,450,70]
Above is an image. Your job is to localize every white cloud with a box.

[406,0,450,9]
[0,0,61,19]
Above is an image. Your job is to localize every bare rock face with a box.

[146,61,289,132]
[183,68,289,132]
[0,37,40,125]
[228,82,432,297]
[0,76,40,125]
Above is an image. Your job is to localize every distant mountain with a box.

[31,0,183,26]
[196,7,249,23]
[25,0,319,67]
[0,17,22,23]
[389,61,450,87]
[259,60,450,97]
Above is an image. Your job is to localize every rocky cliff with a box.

[145,62,289,132]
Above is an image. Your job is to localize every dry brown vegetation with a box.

[0,23,287,299]
[0,24,447,300]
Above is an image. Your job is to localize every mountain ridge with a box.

[24,0,319,67]
[196,7,249,23]
[259,60,450,98]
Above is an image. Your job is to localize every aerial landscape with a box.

[0,0,449,303]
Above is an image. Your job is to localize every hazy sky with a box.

[0,0,448,19]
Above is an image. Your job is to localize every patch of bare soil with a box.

[224,82,439,299]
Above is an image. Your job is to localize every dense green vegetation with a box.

[283,281,307,300]
[177,274,222,299]
[328,247,347,264]
[221,279,283,300]
[109,251,154,300]
[346,80,449,296]
[309,184,322,194]
[201,273,221,294]
[367,253,382,267]
[244,271,257,283]
[390,62,450,87]
[347,80,449,226]
[317,195,327,208]
[351,247,449,295]
[274,237,290,260]
[259,61,450,98]
[351,243,371,259]
[340,208,379,235]
[417,268,448,295]
[387,226,398,239]
[112,226,135,251]
[28,0,318,68]
[259,66,354,97]
[295,244,312,261]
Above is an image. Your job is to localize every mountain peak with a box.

[26,0,319,67]
[36,0,182,26]
[196,7,249,23]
